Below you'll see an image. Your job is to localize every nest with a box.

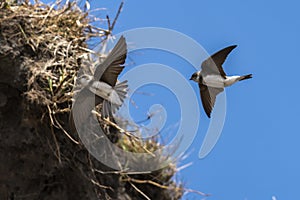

[0,0,207,199]
[1,0,94,110]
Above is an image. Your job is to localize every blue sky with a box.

[52,0,300,199]
[91,0,300,199]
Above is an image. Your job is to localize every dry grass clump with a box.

[0,0,106,146]
[0,0,97,123]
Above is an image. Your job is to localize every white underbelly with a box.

[203,75,225,88]
[89,81,122,105]
[224,76,240,87]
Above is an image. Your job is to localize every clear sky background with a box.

[91,1,299,200]
[52,0,300,199]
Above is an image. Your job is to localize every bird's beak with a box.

[189,77,192,80]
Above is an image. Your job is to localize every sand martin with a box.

[71,36,128,131]
[190,45,252,118]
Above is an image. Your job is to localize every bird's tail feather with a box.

[239,74,252,81]
[101,80,128,118]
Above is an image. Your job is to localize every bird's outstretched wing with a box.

[201,45,237,78]
[94,36,127,86]
[70,36,127,134]
[199,83,224,118]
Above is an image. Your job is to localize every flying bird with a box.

[190,45,252,118]
[70,36,128,135]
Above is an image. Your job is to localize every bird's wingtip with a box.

[231,44,238,49]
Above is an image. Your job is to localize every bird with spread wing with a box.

[190,45,252,118]
[70,36,128,141]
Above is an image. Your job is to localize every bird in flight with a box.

[70,36,128,133]
[190,45,252,118]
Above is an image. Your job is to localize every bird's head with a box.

[78,74,93,87]
[189,71,201,82]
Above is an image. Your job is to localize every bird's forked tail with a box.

[101,80,128,118]
[239,74,252,81]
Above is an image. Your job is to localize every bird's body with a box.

[200,73,225,88]
[200,73,250,88]
[70,36,128,137]
[79,75,124,106]
[90,81,123,106]
[190,45,252,118]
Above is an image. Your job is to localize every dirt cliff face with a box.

[0,2,106,198]
[0,53,182,200]
[0,53,98,199]
[0,2,183,200]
